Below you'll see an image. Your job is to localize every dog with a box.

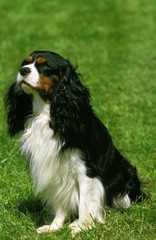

[5,51,145,235]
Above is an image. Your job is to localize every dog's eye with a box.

[40,64,53,76]
[43,68,53,76]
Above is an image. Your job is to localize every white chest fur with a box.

[21,101,85,212]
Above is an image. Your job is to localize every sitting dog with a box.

[5,51,145,235]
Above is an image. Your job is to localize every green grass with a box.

[0,0,156,239]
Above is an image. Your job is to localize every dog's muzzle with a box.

[20,67,31,76]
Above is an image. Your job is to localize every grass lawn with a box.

[0,0,155,239]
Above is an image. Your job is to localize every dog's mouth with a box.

[21,80,29,86]
[20,80,48,100]
[20,80,37,94]
[20,80,33,87]
[20,80,32,89]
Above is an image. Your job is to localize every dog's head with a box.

[5,51,90,138]
[17,51,73,101]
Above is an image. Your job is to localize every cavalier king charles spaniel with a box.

[5,51,145,235]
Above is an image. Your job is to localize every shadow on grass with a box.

[18,195,53,226]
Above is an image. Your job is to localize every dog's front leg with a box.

[37,208,67,234]
[69,177,104,235]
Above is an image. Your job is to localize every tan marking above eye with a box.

[36,57,47,64]
[25,56,33,63]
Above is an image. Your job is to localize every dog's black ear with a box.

[50,62,92,147]
[4,82,32,136]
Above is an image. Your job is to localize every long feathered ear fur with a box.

[4,82,32,136]
[50,62,92,148]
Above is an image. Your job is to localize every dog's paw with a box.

[69,220,82,236]
[37,225,51,234]
[69,219,94,236]
[37,223,62,234]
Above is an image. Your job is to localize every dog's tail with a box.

[127,170,149,203]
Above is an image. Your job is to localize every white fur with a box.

[17,63,39,93]
[21,93,106,235]
[113,194,131,209]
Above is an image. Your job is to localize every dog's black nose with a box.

[20,67,31,76]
